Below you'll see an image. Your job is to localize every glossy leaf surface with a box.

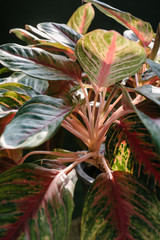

[10,28,41,45]
[37,22,82,50]
[67,3,95,35]
[121,87,160,157]
[84,0,154,47]
[0,43,82,81]
[0,113,16,134]
[0,95,73,148]
[81,171,160,239]
[105,114,160,185]
[135,85,160,106]
[0,164,77,240]
[75,30,146,89]
[11,27,76,59]
[147,59,160,78]
[0,82,38,97]
[0,91,30,118]
[0,72,49,94]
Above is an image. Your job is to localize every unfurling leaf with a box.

[0,163,77,240]
[67,3,95,35]
[84,0,154,47]
[75,30,146,89]
[81,171,160,239]
[0,95,73,148]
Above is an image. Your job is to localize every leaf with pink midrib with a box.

[81,171,160,239]
[67,3,95,35]
[75,29,146,89]
[0,163,77,240]
[84,0,154,47]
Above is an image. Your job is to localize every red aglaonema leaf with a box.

[0,113,16,134]
[106,113,160,186]
[0,157,18,173]
[0,163,77,240]
[0,95,73,149]
[67,3,95,35]
[84,0,154,47]
[121,85,160,157]
[75,30,146,89]
[81,171,160,239]
[0,149,23,164]
[10,28,41,45]
[0,43,82,81]
[46,80,77,99]
[10,28,76,60]
[37,22,82,50]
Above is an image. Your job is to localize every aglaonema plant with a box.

[0,0,160,239]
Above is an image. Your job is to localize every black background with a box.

[0,0,159,45]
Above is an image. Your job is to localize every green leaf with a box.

[81,171,160,239]
[146,59,160,78]
[37,22,82,50]
[105,113,160,185]
[67,3,95,35]
[135,85,160,106]
[75,30,146,89]
[0,72,49,94]
[84,0,154,47]
[25,24,54,40]
[10,28,41,45]
[10,27,76,59]
[0,163,77,240]
[0,82,39,98]
[0,43,82,81]
[34,42,76,60]
[121,86,160,157]
[0,91,30,118]
[0,95,73,148]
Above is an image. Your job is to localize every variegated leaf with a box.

[67,3,95,35]
[0,72,49,94]
[135,85,160,106]
[10,27,76,59]
[105,113,160,185]
[0,43,82,81]
[10,28,41,45]
[147,58,160,78]
[0,113,16,134]
[25,24,53,40]
[84,0,154,47]
[0,91,30,118]
[75,30,146,89]
[0,82,39,97]
[46,80,77,99]
[35,42,76,60]
[0,95,73,149]
[81,171,160,239]
[121,86,160,157]
[37,22,82,50]
[0,163,77,240]
[0,149,23,164]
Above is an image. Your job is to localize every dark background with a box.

[0,0,159,45]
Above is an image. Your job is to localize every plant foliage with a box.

[0,1,160,239]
